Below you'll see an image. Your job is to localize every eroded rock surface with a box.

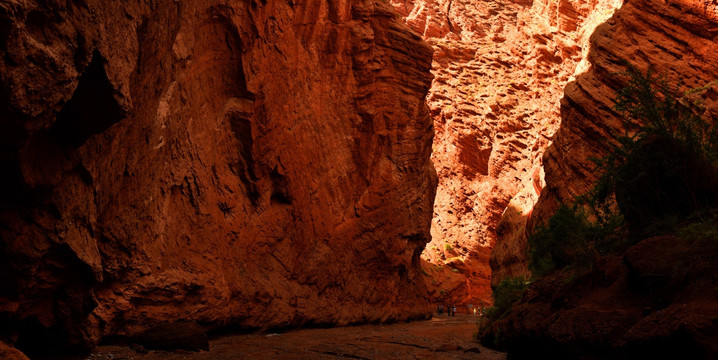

[390,0,621,305]
[0,0,436,355]
[535,0,718,220]
[483,0,718,357]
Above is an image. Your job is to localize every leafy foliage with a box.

[486,65,718,348]
[483,276,530,321]
[677,210,718,243]
[612,68,718,161]
[529,65,718,275]
[592,65,718,234]
[528,205,620,276]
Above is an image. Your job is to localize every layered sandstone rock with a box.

[0,0,435,355]
[536,0,718,219]
[390,0,621,305]
[483,0,718,356]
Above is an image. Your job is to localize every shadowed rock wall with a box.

[483,0,718,357]
[0,0,436,354]
[535,0,718,219]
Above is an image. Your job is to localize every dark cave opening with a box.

[52,51,126,148]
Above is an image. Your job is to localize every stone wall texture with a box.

[483,0,718,356]
[0,0,436,354]
[389,0,622,305]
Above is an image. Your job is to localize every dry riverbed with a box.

[76,314,506,359]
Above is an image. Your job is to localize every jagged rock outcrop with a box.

[390,0,621,306]
[0,340,29,360]
[483,0,718,357]
[535,0,718,220]
[0,0,436,355]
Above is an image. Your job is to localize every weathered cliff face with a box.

[0,0,436,354]
[536,0,718,219]
[483,0,718,357]
[389,0,621,305]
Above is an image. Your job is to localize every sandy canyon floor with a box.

[60,315,506,360]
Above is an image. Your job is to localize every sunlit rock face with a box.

[0,0,435,353]
[389,0,621,305]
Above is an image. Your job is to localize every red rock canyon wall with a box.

[536,0,718,219]
[390,0,621,305]
[482,1,718,353]
[0,0,436,354]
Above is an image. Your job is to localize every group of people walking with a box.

[437,304,457,316]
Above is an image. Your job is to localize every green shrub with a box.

[528,66,718,277]
[444,243,453,252]
[514,66,718,343]
[592,65,718,234]
[677,210,718,242]
[529,205,602,276]
[487,66,718,351]
[478,277,530,346]
[484,276,529,321]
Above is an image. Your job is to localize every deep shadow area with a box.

[478,0,718,356]
[52,51,126,148]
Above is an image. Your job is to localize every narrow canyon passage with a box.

[2,0,718,358]
[390,0,622,307]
